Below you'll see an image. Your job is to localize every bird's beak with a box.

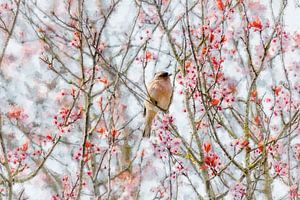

[168,73,172,76]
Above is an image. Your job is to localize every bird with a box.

[143,71,172,137]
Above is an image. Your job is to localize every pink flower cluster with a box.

[170,160,186,179]
[53,105,82,134]
[8,147,27,164]
[272,161,288,176]
[200,142,222,174]
[176,61,197,94]
[52,175,86,199]
[209,80,236,107]
[231,182,246,200]
[70,31,80,48]
[267,141,283,157]
[6,142,31,174]
[289,184,300,199]
[0,2,12,12]
[61,176,74,199]
[151,114,181,159]
[150,185,167,200]
[137,9,158,26]
[73,143,102,162]
[262,86,299,118]
[7,106,28,121]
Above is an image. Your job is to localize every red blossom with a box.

[251,90,257,98]
[203,142,211,153]
[273,86,281,96]
[85,141,92,148]
[184,60,192,69]
[99,77,109,85]
[20,142,29,152]
[258,141,264,153]
[254,115,260,125]
[241,140,249,148]
[111,128,118,138]
[232,138,249,149]
[220,35,226,43]
[145,51,152,61]
[211,98,220,106]
[46,134,53,141]
[216,0,225,11]
[97,127,106,134]
[204,152,219,168]
[141,149,145,157]
[87,171,92,176]
[201,47,207,55]
[210,33,215,43]
[249,17,263,30]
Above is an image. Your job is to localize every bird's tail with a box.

[143,110,156,138]
[143,123,151,138]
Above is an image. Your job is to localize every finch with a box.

[143,71,172,137]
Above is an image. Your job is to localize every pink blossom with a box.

[272,161,288,176]
[7,106,28,121]
[152,114,181,158]
[289,185,300,199]
[231,182,246,199]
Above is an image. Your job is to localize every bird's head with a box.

[154,71,172,80]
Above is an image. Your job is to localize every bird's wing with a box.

[147,81,161,102]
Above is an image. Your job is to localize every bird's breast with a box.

[154,80,172,109]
